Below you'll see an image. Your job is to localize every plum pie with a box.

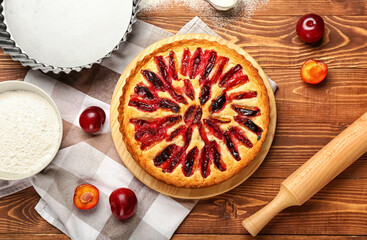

[118,38,270,188]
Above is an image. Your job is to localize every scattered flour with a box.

[0,90,61,175]
[139,0,269,27]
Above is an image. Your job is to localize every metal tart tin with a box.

[0,0,140,74]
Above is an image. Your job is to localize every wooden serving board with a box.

[110,33,277,199]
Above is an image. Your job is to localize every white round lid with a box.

[3,0,133,68]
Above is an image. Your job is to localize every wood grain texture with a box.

[1,234,365,240]
[268,68,367,123]
[0,188,62,234]
[138,0,367,16]
[0,0,367,239]
[244,112,367,236]
[1,178,367,236]
[0,69,27,82]
[0,234,68,240]
[139,16,367,69]
[0,50,26,70]
[172,235,367,240]
[177,178,367,235]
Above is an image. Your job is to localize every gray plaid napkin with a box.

[1,17,278,240]
[31,142,194,240]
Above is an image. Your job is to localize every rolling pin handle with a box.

[242,184,300,237]
[243,111,367,237]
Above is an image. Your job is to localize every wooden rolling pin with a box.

[243,111,367,237]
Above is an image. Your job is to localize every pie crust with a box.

[118,38,270,188]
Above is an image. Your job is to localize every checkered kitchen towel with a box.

[32,142,195,240]
[1,17,278,240]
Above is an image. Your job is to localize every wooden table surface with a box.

[1,0,367,239]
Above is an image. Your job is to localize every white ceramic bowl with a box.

[0,81,63,180]
[206,0,239,11]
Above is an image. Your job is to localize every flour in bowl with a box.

[0,90,61,175]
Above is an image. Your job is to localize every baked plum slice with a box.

[231,105,261,117]
[180,48,191,76]
[184,147,199,177]
[229,90,257,100]
[184,79,195,100]
[204,118,224,140]
[199,83,211,105]
[211,140,226,172]
[218,64,242,87]
[234,115,263,139]
[224,131,241,161]
[202,51,217,80]
[189,48,203,79]
[159,99,180,113]
[210,93,227,113]
[230,126,253,148]
[169,51,179,80]
[141,70,165,91]
[134,85,155,100]
[200,144,211,178]
[154,144,177,167]
[128,100,156,112]
[130,116,182,150]
[184,106,202,126]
